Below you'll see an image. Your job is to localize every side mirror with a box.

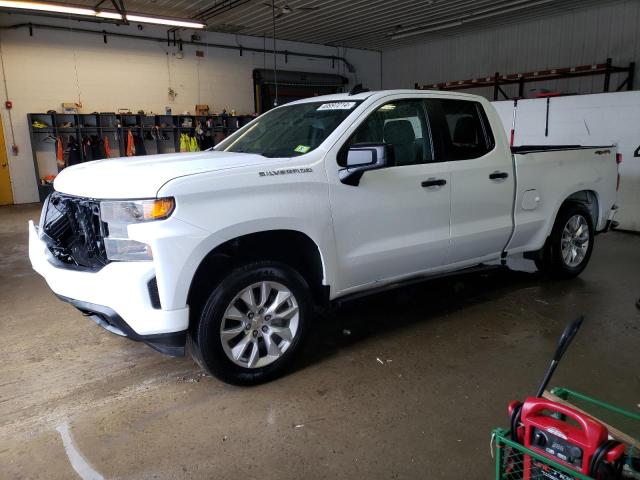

[339,143,391,186]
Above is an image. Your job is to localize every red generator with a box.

[510,398,625,479]
[508,317,626,480]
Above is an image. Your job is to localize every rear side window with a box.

[428,99,495,161]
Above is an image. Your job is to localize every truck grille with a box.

[40,192,109,270]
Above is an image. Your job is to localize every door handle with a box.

[489,171,509,180]
[421,178,447,188]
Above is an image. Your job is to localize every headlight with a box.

[100,198,175,224]
[100,198,175,262]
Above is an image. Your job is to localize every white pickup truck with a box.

[29,89,619,384]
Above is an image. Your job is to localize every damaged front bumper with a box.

[56,295,186,356]
[28,220,189,356]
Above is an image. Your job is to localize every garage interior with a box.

[1,1,639,479]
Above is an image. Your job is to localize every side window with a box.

[341,99,433,167]
[435,99,495,161]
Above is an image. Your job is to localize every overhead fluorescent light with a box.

[0,0,94,16]
[468,0,555,23]
[125,14,205,29]
[95,10,123,20]
[0,1,206,29]
[391,21,462,40]
[389,0,556,40]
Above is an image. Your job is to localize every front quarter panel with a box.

[154,153,335,307]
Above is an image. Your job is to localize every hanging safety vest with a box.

[189,135,199,152]
[103,136,111,158]
[126,129,135,156]
[56,137,65,170]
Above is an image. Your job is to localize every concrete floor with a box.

[1,203,638,480]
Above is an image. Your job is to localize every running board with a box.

[334,264,506,306]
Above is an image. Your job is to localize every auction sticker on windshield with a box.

[317,102,356,111]
[294,145,311,153]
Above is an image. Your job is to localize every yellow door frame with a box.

[0,114,13,205]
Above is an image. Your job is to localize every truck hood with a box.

[53,150,276,199]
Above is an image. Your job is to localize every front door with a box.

[328,98,451,293]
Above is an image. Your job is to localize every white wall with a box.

[382,0,640,98]
[0,14,381,204]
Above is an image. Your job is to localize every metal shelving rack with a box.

[415,58,635,101]
[28,112,254,202]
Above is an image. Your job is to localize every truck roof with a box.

[287,89,484,105]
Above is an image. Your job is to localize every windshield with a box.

[216,100,362,158]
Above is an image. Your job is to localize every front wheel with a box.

[536,203,594,278]
[192,261,312,385]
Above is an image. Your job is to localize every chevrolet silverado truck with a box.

[29,90,619,385]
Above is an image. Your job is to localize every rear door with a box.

[328,98,451,293]
[426,98,514,264]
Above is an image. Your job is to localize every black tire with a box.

[536,203,594,279]
[191,261,312,385]
[186,333,205,370]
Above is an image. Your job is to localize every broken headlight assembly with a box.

[100,198,175,261]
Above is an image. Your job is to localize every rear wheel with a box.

[191,261,312,385]
[536,203,594,278]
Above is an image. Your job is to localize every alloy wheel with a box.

[560,214,590,268]
[219,281,300,368]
